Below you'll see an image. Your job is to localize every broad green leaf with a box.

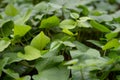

[85,48,101,58]
[30,31,50,50]
[40,16,60,28]
[59,19,77,29]
[0,57,9,76]
[73,41,89,52]
[50,40,62,51]
[3,52,22,64]
[1,21,14,37]
[3,69,19,79]
[91,15,113,22]
[14,24,31,37]
[0,38,11,52]
[105,32,118,40]
[17,46,42,61]
[34,2,48,13]
[5,4,19,16]
[84,59,108,71]
[33,66,69,80]
[102,39,120,50]
[16,76,31,80]
[70,48,101,59]
[35,56,64,71]
[90,20,111,32]
[70,13,79,19]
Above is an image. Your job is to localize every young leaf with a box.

[30,31,50,50]
[5,4,19,16]
[62,28,74,36]
[59,19,77,29]
[40,16,60,28]
[102,39,120,50]
[105,32,118,40]
[90,20,111,32]
[17,46,42,61]
[14,24,31,37]
[0,38,11,52]
[70,13,79,19]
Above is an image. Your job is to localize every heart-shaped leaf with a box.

[40,16,60,28]
[59,19,77,29]
[18,46,42,61]
[102,39,120,50]
[30,31,50,50]
[5,4,19,16]
[14,24,31,37]
[0,38,11,52]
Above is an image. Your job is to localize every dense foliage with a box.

[0,0,120,80]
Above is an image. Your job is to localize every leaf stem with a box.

[80,69,85,80]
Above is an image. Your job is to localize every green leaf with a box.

[33,66,69,80]
[90,20,111,32]
[70,48,101,59]
[73,41,89,52]
[14,24,31,37]
[0,57,9,76]
[34,2,48,13]
[15,9,32,24]
[77,5,89,16]
[91,15,113,22]
[62,41,76,47]
[59,19,77,29]
[49,40,62,51]
[70,13,79,19]
[62,28,74,36]
[35,56,64,71]
[40,16,60,28]
[3,52,22,64]
[16,76,31,80]
[1,21,14,37]
[5,4,19,16]
[64,59,79,65]
[87,40,103,48]
[30,31,50,50]
[102,39,120,50]
[0,38,11,52]
[77,17,92,28]
[17,46,42,61]
[105,32,118,40]
[3,69,19,79]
